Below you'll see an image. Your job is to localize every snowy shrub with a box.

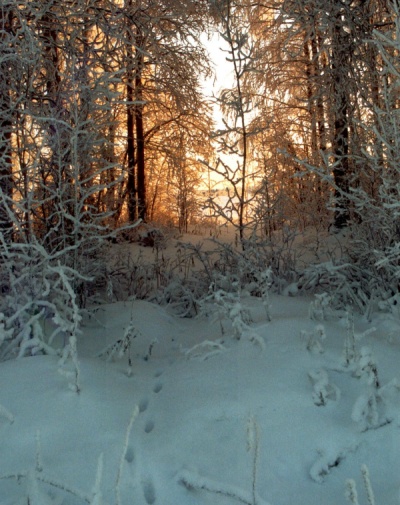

[351,343,400,431]
[308,369,340,406]
[106,248,165,302]
[204,276,252,339]
[58,335,81,393]
[97,321,142,376]
[377,292,400,318]
[0,313,13,347]
[255,268,272,321]
[309,293,332,321]
[304,325,326,354]
[168,237,277,326]
[352,376,400,432]
[299,261,369,313]
[354,347,380,389]
[0,240,86,361]
[162,278,200,317]
[351,389,388,432]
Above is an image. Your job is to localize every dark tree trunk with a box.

[135,34,146,222]
[0,7,14,240]
[126,73,136,223]
[126,14,136,223]
[331,6,350,229]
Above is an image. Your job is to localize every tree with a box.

[206,0,258,248]
[0,3,14,240]
[119,0,212,224]
[0,0,131,358]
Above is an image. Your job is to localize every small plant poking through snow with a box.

[351,347,399,431]
[308,369,340,406]
[97,320,141,376]
[345,479,359,505]
[304,324,326,354]
[178,415,269,505]
[206,277,252,340]
[0,408,139,504]
[345,465,375,505]
[351,392,380,431]
[355,347,380,388]
[247,415,260,505]
[58,335,81,393]
[351,377,400,432]
[343,309,357,366]
[309,293,332,321]
[35,430,43,473]
[256,268,272,322]
[0,313,13,347]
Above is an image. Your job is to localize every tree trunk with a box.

[135,32,146,222]
[0,7,14,240]
[331,5,350,229]
[126,10,136,223]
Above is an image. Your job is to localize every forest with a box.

[1,0,400,504]
[1,0,400,328]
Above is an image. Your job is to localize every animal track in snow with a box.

[154,370,163,378]
[142,479,156,504]
[139,398,149,413]
[144,420,155,434]
[153,382,163,394]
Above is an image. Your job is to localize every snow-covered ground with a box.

[1,231,400,505]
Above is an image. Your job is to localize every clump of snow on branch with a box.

[182,340,227,360]
[58,336,81,393]
[354,347,380,388]
[303,324,326,354]
[309,293,332,321]
[308,369,340,406]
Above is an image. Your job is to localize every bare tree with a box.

[0,4,13,240]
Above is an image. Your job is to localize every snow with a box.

[1,238,400,504]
